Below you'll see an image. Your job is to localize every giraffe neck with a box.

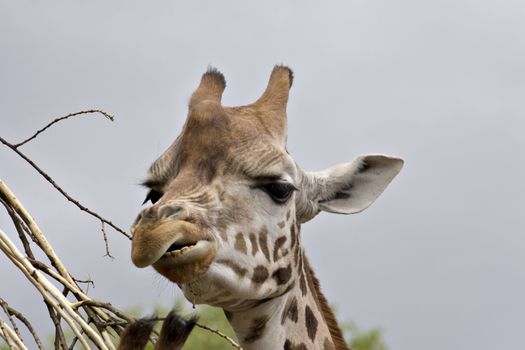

[224,252,348,350]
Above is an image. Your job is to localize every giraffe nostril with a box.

[158,205,183,220]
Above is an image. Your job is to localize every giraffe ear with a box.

[296,155,403,222]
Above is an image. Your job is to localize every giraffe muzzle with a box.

[131,219,216,272]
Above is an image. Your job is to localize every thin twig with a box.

[0,298,44,350]
[1,180,132,349]
[100,222,114,259]
[72,277,95,289]
[13,109,114,148]
[0,197,36,260]
[0,140,131,240]
[69,334,80,350]
[45,302,69,350]
[194,322,243,350]
[70,300,133,323]
[0,299,23,344]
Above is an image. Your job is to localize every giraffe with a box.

[130,66,403,350]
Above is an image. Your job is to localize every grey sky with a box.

[1,1,524,349]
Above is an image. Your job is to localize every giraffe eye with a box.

[143,189,163,205]
[262,182,296,204]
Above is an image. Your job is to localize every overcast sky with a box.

[1,1,524,349]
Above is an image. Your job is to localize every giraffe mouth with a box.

[131,219,216,270]
[153,236,217,284]
[161,239,214,262]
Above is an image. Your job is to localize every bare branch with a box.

[1,115,245,349]
[0,197,36,260]
[70,300,133,324]
[0,299,23,345]
[194,322,244,350]
[0,140,131,240]
[72,277,95,290]
[101,222,114,259]
[0,316,27,350]
[0,298,44,350]
[13,109,114,148]
[45,302,68,350]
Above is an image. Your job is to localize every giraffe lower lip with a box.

[153,239,217,284]
[159,240,213,264]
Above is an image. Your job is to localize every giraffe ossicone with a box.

[130,66,403,350]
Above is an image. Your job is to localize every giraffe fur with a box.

[130,66,403,349]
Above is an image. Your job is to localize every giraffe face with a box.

[131,67,302,306]
[132,114,299,306]
[131,66,404,309]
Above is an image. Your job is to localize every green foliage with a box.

[334,305,388,350]
[180,305,237,350]
[349,327,388,350]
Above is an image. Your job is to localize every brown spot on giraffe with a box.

[305,305,318,342]
[273,235,287,261]
[244,316,269,343]
[249,233,259,256]
[252,265,269,284]
[278,221,286,228]
[281,296,298,325]
[294,243,300,266]
[234,232,247,254]
[272,264,292,285]
[290,224,297,248]
[300,273,307,296]
[297,255,308,295]
[283,339,308,350]
[258,228,271,262]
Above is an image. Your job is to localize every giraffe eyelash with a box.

[143,189,163,205]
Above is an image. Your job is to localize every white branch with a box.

[0,317,28,350]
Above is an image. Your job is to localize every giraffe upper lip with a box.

[131,219,214,268]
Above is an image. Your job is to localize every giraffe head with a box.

[131,66,403,309]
